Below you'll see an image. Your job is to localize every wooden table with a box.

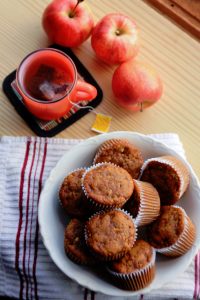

[0,0,200,177]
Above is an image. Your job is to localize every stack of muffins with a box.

[59,138,196,291]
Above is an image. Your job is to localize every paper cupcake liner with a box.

[82,162,133,211]
[107,248,156,291]
[65,245,97,266]
[58,167,87,210]
[140,156,189,201]
[93,138,132,164]
[88,199,118,212]
[156,206,196,257]
[84,208,138,261]
[65,247,87,265]
[133,180,160,227]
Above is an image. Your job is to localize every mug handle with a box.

[73,80,97,103]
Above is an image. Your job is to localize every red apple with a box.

[91,13,140,65]
[42,0,94,48]
[112,60,163,111]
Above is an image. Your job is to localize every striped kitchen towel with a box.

[0,134,199,300]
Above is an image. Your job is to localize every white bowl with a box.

[38,131,200,296]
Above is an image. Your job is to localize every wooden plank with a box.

[144,0,200,40]
[175,0,200,20]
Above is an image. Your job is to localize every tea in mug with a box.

[22,56,74,102]
[16,48,97,120]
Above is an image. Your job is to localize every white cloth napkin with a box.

[0,134,199,300]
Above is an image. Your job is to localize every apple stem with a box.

[140,102,143,112]
[115,29,120,36]
[70,0,84,17]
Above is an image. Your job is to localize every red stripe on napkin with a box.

[91,291,95,300]
[32,142,47,300]
[23,141,37,300]
[194,252,200,299]
[84,288,88,300]
[15,141,31,300]
[28,141,42,300]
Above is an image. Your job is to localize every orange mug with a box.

[16,48,97,120]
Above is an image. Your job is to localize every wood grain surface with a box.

[0,0,200,177]
[145,0,200,39]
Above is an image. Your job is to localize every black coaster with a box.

[2,44,103,137]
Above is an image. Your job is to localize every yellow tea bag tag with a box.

[68,100,111,133]
[91,113,112,133]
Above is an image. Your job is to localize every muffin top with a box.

[93,139,144,179]
[140,159,181,205]
[85,210,136,258]
[59,169,88,218]
[147,206,185,249]
[109,240,154,274]
[64,219,95,265]
[83,164,134,207]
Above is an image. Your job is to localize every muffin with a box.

[82,163,134,210]
[59,168,88,218]
[140,155,190,205]
[64,219,96,265]
[124,180,160,226]
[147,206,196,257]
[107,240,156,291]
[93,139,144,179]
[85,209,137,261]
